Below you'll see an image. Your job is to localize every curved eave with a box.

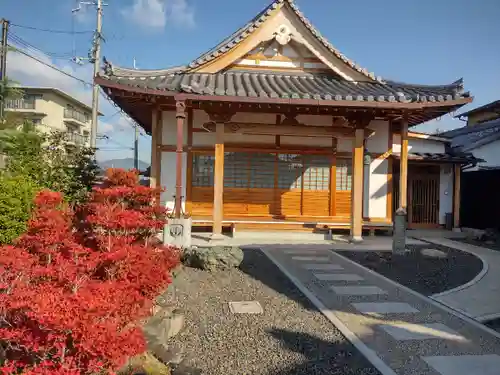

[97,75,470,109]
[97,75,471,134]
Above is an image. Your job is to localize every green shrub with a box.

[0,175,39,244]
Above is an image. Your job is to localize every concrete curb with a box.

[421,238,490,299]
[260,247,398,375]
[330,250,500,340]
[477,313,500,323]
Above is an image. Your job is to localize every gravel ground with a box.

[162,248,380,375]
[337,244,483,296]
[455,238,500,252]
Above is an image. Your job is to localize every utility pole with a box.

[90,0,103,150]
[134,124,139,170]
[0,19,9,120]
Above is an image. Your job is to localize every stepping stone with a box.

[284,249,325,254]
[352,302,419,314]
[292,256,330,261]
[422,354,500,375]
[330,285,387,295]
[314,273,364,281]
[303,264,343,271]
[421,248,447,258]
[229,301,263,314]
[378,322,466,341]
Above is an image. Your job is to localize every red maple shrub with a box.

[0,169,180,374]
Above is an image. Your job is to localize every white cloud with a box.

[121,0,195,31]
[168,0,195,28]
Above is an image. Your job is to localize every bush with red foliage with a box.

[0,169,179,375]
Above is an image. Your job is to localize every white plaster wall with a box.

[160,152,187,212]
[469,141,500,170]
[364,158,389,219]
[281,136,332,147]
[366,120,389,153]
[439,165,454,225]
[162,110,187,145]
[393,135,446,154]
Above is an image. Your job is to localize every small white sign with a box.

[229,301,263,314]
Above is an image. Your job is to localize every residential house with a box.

[97,0,478,240]
[442,100,500,230]
[5,87,95,147]
[455,100,500,127]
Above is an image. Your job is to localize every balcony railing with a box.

[64,109,89,123]
[5,99,36,110]
[65,132,88,146]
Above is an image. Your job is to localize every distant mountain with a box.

[99,158,149,172]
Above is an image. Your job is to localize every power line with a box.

[10,23,93,34]
[8,33,73,59]
[7,44,92,87]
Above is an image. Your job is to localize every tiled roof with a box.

[455,99,500,118]
[186,0,382,82]
[444,118,500,152]
[102,70,467,103]
[393,152,482,164]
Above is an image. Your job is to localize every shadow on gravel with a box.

[239,248,317,311]
[338,244,483,296]
[265,328,380,375]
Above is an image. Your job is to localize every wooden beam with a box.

[386,123,394,221]
[175,101,186,218]
[150,107,159,189]
[186,107,194,215]
[351,128,364,241]
[399,117,409,210]
[330,138,338,216]
[155,109,163,203]
[453,164,461,228]
[212,122,225,238]
[202,121,374,138]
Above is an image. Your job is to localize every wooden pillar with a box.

[175,101,186,218]
[212,122,225,238]
[150,107,159,189]
[453,164,461,228]
[351,128,364,242]
[399,118,409,211]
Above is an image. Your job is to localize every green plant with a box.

[2,130,99,205]
[0,174,39,244]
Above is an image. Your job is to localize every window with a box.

[192,154,214,187]
[249,153,275,188]
[303,155,330,191]
[336,159,352,191]
[31,118,41,125]
[277,154,302,189]
[224,152,249,188]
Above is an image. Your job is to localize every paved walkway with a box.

[420,237,500,322]
[261,244,500,375]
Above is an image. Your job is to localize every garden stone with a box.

[144,308,185,344]
[182,245,244,272]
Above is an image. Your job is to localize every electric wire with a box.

[10,23,93,34]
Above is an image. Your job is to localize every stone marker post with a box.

[392,208,407,254]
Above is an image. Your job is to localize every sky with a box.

[1,0,499,163]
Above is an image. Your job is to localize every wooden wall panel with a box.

[302,190,330,216]
[278,190,302,216]
[247,188,275,216]
[191,187,214,216]
[335,191,352,217]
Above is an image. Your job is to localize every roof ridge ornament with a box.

[274,24,292,45]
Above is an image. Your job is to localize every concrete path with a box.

[261,244,500,375]
[421,237,500,322]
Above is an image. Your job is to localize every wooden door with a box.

[408,167,440,228]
